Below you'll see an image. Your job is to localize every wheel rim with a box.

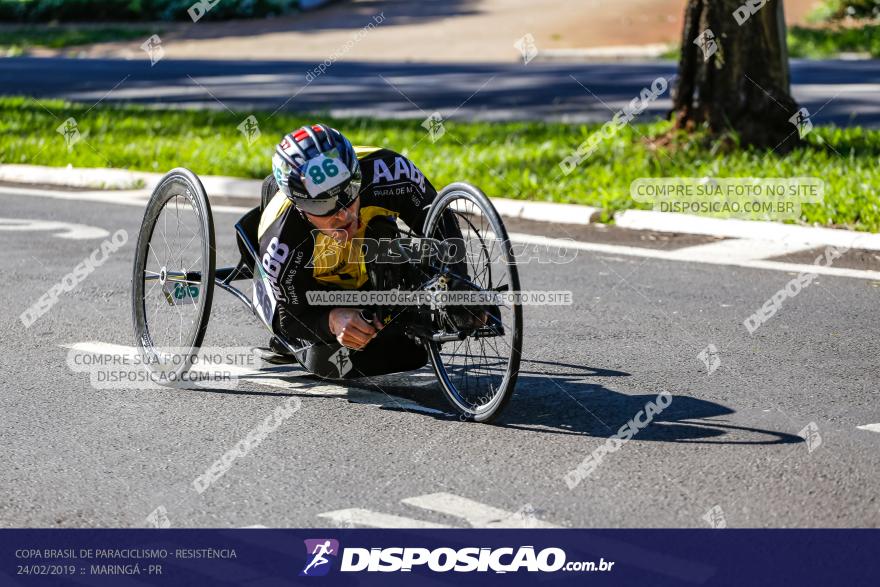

[426,191,521,418]
[137,182,210,374]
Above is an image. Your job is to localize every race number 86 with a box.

[307,159,339,185]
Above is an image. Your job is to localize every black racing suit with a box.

[253,146,457,379]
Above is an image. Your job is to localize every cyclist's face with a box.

[305,195,360,243]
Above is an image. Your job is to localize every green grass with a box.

[2,96,880,232]
[0,27,153,55]
[788,24,880,58]
[806,0,880,24]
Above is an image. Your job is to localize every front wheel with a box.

[423,182,523,423]
[131,168,215,385]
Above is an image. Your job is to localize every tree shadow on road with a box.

[14,58,874,127]
[169,0,481,40]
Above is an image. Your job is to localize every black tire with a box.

[131,168,215,385]
[423,182,523,423]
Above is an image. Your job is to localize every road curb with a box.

[490,199,601,225]
[4,164,878,246]
[0,164,600,225]
[535,44,671,62]
[0,163,265,205]
[0,164,154,190]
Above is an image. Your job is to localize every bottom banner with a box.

[1,529,876,585]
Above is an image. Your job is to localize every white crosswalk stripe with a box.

[402,492,560,528]
[319,492,560,528]
[318,508,452,529]
[508,232,880,281]
[664,238,816,263]
[856,423,880,434]
[0,217,110,240]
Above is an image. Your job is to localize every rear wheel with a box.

[423,182,523,423]
[131,168,215,385]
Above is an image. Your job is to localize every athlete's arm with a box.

[363,151,467,273]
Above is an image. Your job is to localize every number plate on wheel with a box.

[162,282,199,306]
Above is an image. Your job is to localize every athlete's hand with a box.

[329,308,382,350]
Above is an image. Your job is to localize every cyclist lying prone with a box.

[254,124,480,379]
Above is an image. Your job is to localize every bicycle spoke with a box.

[427,188,523,418]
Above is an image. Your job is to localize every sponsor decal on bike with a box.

[181,188,200,217]
[140,332,153,349]
[162,282,199,306]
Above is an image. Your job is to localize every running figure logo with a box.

[329,346,353,377]
[300,539,339,576]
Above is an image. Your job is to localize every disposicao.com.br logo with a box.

[299,539,614,575]
[300,539,340,576]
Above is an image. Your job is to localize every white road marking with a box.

[0,185,150,207]
[62,341,445,415]
[508,232,880,281]
[0,186,248,215]
[856,423,880,433]
[616,209,880,251]
[318,493,561,528]
[402,492,560,528]
[318,508,451,529]
[795,83,880,95]
[665,238,816,263]
[349,392,446,414]
[65,341,137,356]
[0,217,109,240]
[9,184,875,278]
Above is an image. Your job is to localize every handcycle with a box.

[130,168,522,422]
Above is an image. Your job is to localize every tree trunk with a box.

[673,0,801,151]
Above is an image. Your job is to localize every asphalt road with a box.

[1,186,878,529]
[2,57,879,125]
